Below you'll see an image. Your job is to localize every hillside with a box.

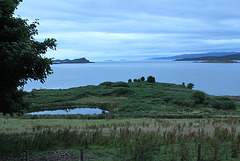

[149,52,238,60]
[52,57,93,64]
[25,80,239,118]
[176,53,240,61]
[196,60,239,63]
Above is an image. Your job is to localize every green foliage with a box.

[113,88,134,96]
[99,81,114,87]
[210,97,236,110]
[147,76,155,83]
[24,80,239,117]
[182,82,185,87]
[113,81,129,87]
[133,79,138,82]
[128,79,132,83]
[100,81,129,87]
[0,0,57,115]
[192,90,206,104]
[140,76,145,81]
[187,83,194,89]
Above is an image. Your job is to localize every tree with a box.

[147,76,155,83]
[128,79,132,83]
[182,82,185,87]
[140,76,145,81]
[0,0,57,115]
[133,79,138,82]
[187,83,194,89]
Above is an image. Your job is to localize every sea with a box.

[23,60,240,96]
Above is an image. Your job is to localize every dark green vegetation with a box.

[52,57,93,64]
[24,79,239,118]
[196,60,239,63]
[176,53,240,61]
[0,0,57,115]
[2,118,240,160]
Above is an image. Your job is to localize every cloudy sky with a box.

[15,0,240,61]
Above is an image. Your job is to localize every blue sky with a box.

[15,0,240,61]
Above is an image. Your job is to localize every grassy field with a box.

[1,80,240,160]
[24,81,240,118]
[1,117,240,160]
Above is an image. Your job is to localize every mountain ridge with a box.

[149,52,239,60]
[176,53,240,61]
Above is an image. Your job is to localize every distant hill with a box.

[53,58,93,64]
[176,53,240,61]
[149,52,239,60]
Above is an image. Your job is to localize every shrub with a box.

[140,77,145,81]
[147,76,155,83]
[192,90,206,104]
[113,88,134,96]
[210,97,236,110]
[133,79,138,82]
[113,81,129,87]
[187,83,194,89]
[182,82,185,87]
[99,81,114,87]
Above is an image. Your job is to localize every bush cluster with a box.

[99,81,129,87]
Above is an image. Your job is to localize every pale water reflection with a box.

[28,108,108,115]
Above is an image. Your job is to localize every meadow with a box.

[24,80,240,118]
[1,80,240,160]
[1,117,240,160]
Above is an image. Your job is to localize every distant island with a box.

[195,60,239,63]
[175,53,240,62]
[52,57,93,64]
[149,52,239,60]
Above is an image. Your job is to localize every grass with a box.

[2,80,240,160]
[24,81,240,118]
[2,117,240,160]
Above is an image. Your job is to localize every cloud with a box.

[15,0,240,60]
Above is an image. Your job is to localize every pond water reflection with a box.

[27,108,108,115]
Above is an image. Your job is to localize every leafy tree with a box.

[0,0,57,115]
[140,76,145,81]
[147,76,155,83]
[128,79,132,83]
[187,83,194,89]
[182,82,185,87]
[133,79,138,82]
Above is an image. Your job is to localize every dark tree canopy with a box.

[147,76,155,83]
[187,83,194,89]
[0,0,57,115]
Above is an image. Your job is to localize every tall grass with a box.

[1,118,240,160]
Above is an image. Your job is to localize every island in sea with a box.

[175,53,240,63]
[195,60,239,63]
[52,57,93,64]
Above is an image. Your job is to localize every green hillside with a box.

[25,79,240,118]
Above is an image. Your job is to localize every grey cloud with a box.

[15,0,240,60]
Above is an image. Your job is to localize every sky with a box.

[15,0,240,61]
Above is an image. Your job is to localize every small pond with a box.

[27,108,108,115]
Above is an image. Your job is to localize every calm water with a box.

[28,108,107,115]
[23,60,240,96]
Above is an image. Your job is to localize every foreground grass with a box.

[1,117,240,160]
